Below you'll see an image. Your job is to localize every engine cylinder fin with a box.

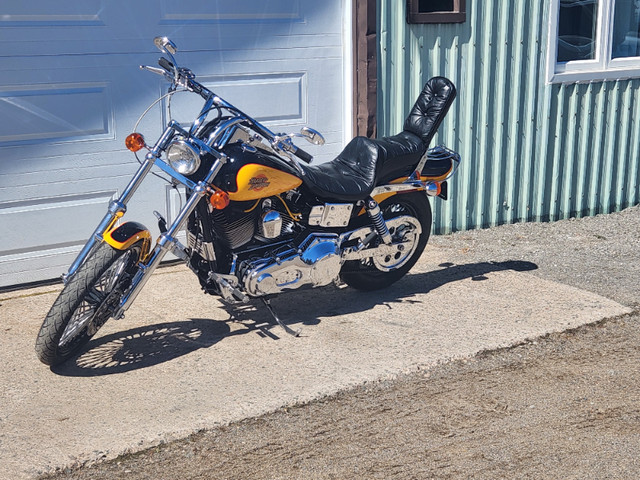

[211,207,257,249]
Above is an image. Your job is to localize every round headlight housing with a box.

[166,138,201,175]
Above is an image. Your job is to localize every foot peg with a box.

[261,297,300,337]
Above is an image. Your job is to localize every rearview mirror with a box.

[154,36,177,55]
[300,127,325,146]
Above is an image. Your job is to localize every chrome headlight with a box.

[166,138,201,175]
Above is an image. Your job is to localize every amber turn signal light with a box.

[209,190,230,210]
[125,133,146,152]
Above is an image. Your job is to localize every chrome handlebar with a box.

[141,53,314,171]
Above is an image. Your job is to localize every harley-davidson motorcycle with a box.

[35,37,460,366]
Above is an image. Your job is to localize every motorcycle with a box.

[35,37,460,366]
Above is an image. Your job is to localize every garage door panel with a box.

[0,1,160,56]
[0,0,347,288]
[0,68,162,171]
[0,151,139,183]
[0,2,340,56]
[0,249,79,286]
[169,72,306,126]
[0,0,104,32]
[177,53,344,163]
[0,190,116,254]
[165,66,341,165]
[159,0,303,23]
[0,82,114,147]
[0,175,164,279]
[157,0,338,34]
[0,1,108,57]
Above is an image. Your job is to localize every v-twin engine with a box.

[239,233,342,297]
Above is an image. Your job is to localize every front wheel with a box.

[340,192,432,291]
[35,242,141,366]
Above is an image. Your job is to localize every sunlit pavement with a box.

[0,248,630,479]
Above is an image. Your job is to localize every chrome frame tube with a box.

[154,158,197,190]
[206,116,246,147]
[190,95,216,137]
[212,95,277,142]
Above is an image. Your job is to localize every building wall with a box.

[378,0,640,233]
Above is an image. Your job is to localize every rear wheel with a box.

[341,192,432,291]
[35,242,141,366]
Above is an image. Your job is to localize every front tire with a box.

[35,242,141,366]
[340,192,432,291]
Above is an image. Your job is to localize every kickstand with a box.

[261,297,301,337]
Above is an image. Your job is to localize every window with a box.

[406,0,466,24]
[548,0,640,83]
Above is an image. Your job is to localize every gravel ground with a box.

[431,206,640,308]
[41,205,640,479]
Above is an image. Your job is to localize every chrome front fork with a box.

[112,184,202,318]
[114,155,227,318]
[62,120,226,320]
[64,125,177,284]
[63,156,156,284]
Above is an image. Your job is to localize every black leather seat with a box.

[301,76,456,202]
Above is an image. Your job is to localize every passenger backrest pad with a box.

[402,77,456,147]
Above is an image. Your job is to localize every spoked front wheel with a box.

[35,242,141,366]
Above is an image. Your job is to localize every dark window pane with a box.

[407,0,465,24]
[612,0,640,58]
[557,0,598,62]
[418,0,455,13]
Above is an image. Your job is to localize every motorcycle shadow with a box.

[51,318,238,377]
[268,259,539,324]
[52,259,536,377]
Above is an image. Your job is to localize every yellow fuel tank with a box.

[228,163,302,202]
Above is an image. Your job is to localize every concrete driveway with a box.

[0,246,630,479]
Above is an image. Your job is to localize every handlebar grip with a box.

[294,147,313,164]
[158,57,174,72]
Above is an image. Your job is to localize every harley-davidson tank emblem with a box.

[248,174,270,191]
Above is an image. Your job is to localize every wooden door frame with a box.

[353,0,377,138]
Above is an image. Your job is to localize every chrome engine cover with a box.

[241,233,341,297]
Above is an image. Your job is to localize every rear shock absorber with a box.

[365,197,392,244]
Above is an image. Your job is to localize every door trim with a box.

[352,0,377,138]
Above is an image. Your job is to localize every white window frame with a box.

[547,0,640,83]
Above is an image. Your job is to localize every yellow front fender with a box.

[103,221,151,260]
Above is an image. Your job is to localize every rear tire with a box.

[35,242,141,366]
[340,192,432,291]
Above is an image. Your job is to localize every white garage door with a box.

[0,0,351,288]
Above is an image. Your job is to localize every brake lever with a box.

[140,65,173,81]
[271,137,307,176]
[272,132,314,164]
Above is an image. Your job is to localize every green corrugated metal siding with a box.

[379,0,640,233]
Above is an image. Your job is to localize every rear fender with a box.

[103,221,151,261]
[358,178,447,216]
